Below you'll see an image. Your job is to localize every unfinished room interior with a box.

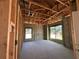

[0,0,79,59]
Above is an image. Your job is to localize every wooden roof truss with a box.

[20,0,71,24]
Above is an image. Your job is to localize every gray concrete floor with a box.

[21,40,74,59]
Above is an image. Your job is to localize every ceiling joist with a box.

[44,7,69,22]
[25,0,57,12]
[47,0,70,21]
[56,0,69,7]
[49,7,68,19]
[20,0,71,24]
[21,9,50,17]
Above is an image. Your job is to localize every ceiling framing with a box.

[20,0,71,24]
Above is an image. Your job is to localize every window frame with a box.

[24,27,33,40]
[49,25,63,40]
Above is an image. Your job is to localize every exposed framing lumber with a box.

[65,14,70,17]
[34,9,45,11]
[46,0,69,16]
[56,0,69,7]
[44,7,69,22]
[34,12,50,17]
[48,18,62,24]
[76,0,79,11]
[46,0,70,21]
[47,3,59,15]
[49,7,68,19]
[22,0,70,24]
[28,2,31,16]
[24,16,47,20]
[25,0,57,12]
[28,2,31,9]
[21,9,50,17]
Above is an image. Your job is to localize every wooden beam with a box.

[28,2,31,9]
[34,9,45,11]
[65,14,71,17]
[56,0,69,7]
[76,0,79,11]
[48,18,62,24]
[28,2,31,16]
[49,7,67,19]
[25,0,57,12]
[47,0,69,13]
[21,9,50,17]
[23,14,47,21]
[46,0,70,21]
[44,7,69,22]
